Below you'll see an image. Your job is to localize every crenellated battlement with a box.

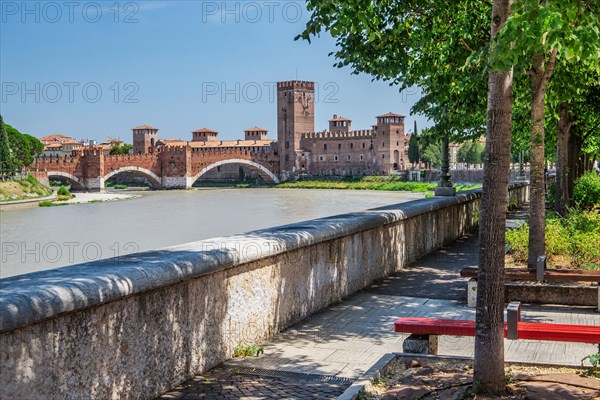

[277,80,314,90]
[104,153,157,162]
[301,129,375,140]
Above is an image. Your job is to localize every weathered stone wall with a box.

[0,183,529,400]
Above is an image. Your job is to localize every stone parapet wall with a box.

[0,183,529,400]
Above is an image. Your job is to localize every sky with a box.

[1,0,429,143]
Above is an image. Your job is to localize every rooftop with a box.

[132,125,159,130]
[192,128,218,134]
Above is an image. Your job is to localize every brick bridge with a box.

[32,146,280,190]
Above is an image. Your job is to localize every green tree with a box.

[492,0,600,268]
[109,143,133,155]
[408,133,420,165]
[457,140,485,167]
[421,142,441,169]
[2,121,43,172]
[474,0,514,393]
[0,115,13,176]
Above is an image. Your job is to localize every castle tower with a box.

[328,115,351,133]
[132,125,159,154]
[277,81,315,176]
[192,128,219,142]
[244,127,268,141]
[374,113,406,173]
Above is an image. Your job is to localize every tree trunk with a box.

[527,50,556,270]
[555,102,572,217]
[473,0,513,394]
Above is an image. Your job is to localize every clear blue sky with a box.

[1,0,429,142]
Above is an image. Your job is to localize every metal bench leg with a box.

[507,301,521,340]
[403,334,439,355]
[467,278,477,308]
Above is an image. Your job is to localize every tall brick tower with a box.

[374,113,406,174]
[277,81,314,179]
[132,125,159,154]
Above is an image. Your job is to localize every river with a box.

[0,189,423,278]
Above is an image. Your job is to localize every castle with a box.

[130,80,410,181]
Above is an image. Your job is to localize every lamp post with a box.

[434,132,456,196]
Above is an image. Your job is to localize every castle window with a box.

[347,155,351,161]
[338,143,341,150]
[382,142,385,147]
[360,155,364,161]
[334,155,339,161]
[382,154,385,159]
[324,144,327,150]
[397,141,399,146]
[285,141,289,149]
[362,142,365,149]
[350,143,354,149]
[319,155,325,161]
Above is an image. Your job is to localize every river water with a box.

[0,189,423,278]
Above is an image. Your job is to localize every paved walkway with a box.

[158,232,599,399]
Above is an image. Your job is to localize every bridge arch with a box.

[191,159,280,185]
[103,166,162,188]
[47,171,85,190]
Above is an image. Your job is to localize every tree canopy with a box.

[0,116,44,175]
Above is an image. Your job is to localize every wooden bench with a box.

[395,310,600,355]
[460,267,600,282]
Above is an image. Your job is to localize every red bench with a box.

[394,315,600,355]
[394,317,600,344]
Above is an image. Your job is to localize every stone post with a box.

[434,134,456,196]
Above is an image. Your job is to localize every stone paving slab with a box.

[157,367,350,399]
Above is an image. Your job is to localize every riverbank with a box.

[275,177,481,193]
[45,191,139,206]
[0,176,53,202]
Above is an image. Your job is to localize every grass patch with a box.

[276,176,482,193]
[0,175,53,202]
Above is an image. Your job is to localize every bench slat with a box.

[459,267,600,282]
[394,317,600,344]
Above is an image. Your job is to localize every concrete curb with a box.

[337,352,589,399]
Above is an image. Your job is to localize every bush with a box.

[505,223,529,263]
[573,172,600,208]
[114,184,127,189]
[505,210,600,268]
[57,186,70,196]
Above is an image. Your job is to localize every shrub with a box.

[114,184,127,189]
[233,342,264,358]
[57,186,70,196]
[505,223,529,263]
[573,172,600,208]
[505,210,600,268]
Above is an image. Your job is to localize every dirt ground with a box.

[359,357,600,400]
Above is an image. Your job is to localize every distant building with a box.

[40,134,84,157]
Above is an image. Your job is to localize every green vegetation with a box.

[233,342,264,358]
[56,186,75,201]
[457,140,485,167]
[582,353,600,377]
[276,176,481,193]
[573,172,600,209]
[193,181,256,189]
[114,184,128,190]
[109,143,133,155]
[0,174,52,202]
[506,210,600,269]
[39,201,68,207]
[0,115,44,176]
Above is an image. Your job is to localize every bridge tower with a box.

[132,125,159,154]
[277,81,314,180]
